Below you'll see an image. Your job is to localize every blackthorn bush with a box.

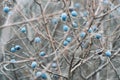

[0,0,120,80]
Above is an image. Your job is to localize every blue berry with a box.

[63,25,69,31]
[8,11,13,15]
[105,50,111,57]
[10,47,16,53]
[81,42,85,48]
[34,37,41,43]
[20,27,26,33]
[36,71,42,77]
[80,32,86,38]
[10,59,16,63]
[31,61,37,69]
[74,3,80,8]
[72,22,78,28]
[69,7,74,12]
[61,13,67,21]
[52,62,57,68]
[95,33,102,39]
[71,11,78,17]
[15,45,21,50]
[3,6,10,13]
[52,18,58,25]
[53,74,59,79]
[102,0,109,4]
[92,25,97,31]
[63,40,69,46]
[39,51,46,56]
[41,73,47,79]
[83,11,88,17]
[66,37,72,43]
[88,28,93,33]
